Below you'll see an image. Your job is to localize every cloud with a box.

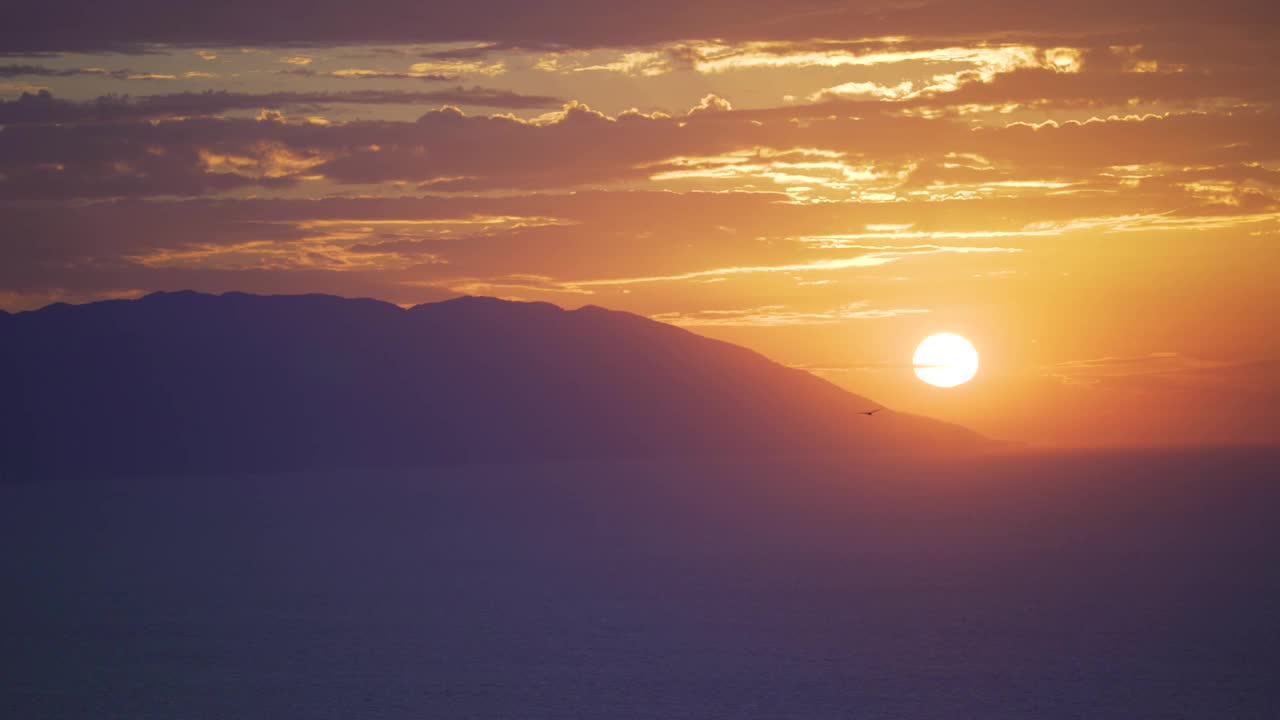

[687,42,1048,75]
[1039,351,1280,394]
[92,101,1280,196]
[5,1,1273,56]
[0,66,214,83]
[0,87,565,125]
[687,94,732,115]
[418,43,540,60]
[409,59,506,76]
[0,190,1039,306]
[810,81,917,102]
[2,189,1260,287]
[280,68,456,82]
[1041,352,1242,386]
[795,362,924,373]
[651,302,931,326]
[535,49,670,75]
[0,64,117,78]
[5,100,1276,204]
[906,66,1280,108]
[559,245,1021,289]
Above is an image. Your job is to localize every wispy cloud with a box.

[650,302,930,327]
[1041,352,1243,386]
[0,87,565,125]
[561,246,1021,289]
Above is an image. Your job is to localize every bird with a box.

[859,407,885,416]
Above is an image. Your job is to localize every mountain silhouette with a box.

[1,291,983,479]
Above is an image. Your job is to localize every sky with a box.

[2,1,1277,447]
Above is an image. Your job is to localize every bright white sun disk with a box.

[913,333,979,387]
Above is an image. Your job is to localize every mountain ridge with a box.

[1,291,985,479]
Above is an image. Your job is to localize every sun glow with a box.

[914,333,979,387]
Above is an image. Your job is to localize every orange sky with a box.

[1,2,1277,446]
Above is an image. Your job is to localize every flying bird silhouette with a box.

[859,407,885,416]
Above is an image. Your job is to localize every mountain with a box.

[0,291,983,479]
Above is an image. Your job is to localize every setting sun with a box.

[914,334,979,388]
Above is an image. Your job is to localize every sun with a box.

[913,333,979,388]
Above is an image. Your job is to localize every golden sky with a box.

[2,1,1277,446]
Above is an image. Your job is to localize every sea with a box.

[3,448,1278,719]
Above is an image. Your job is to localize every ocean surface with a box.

[3,448,1278,719]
